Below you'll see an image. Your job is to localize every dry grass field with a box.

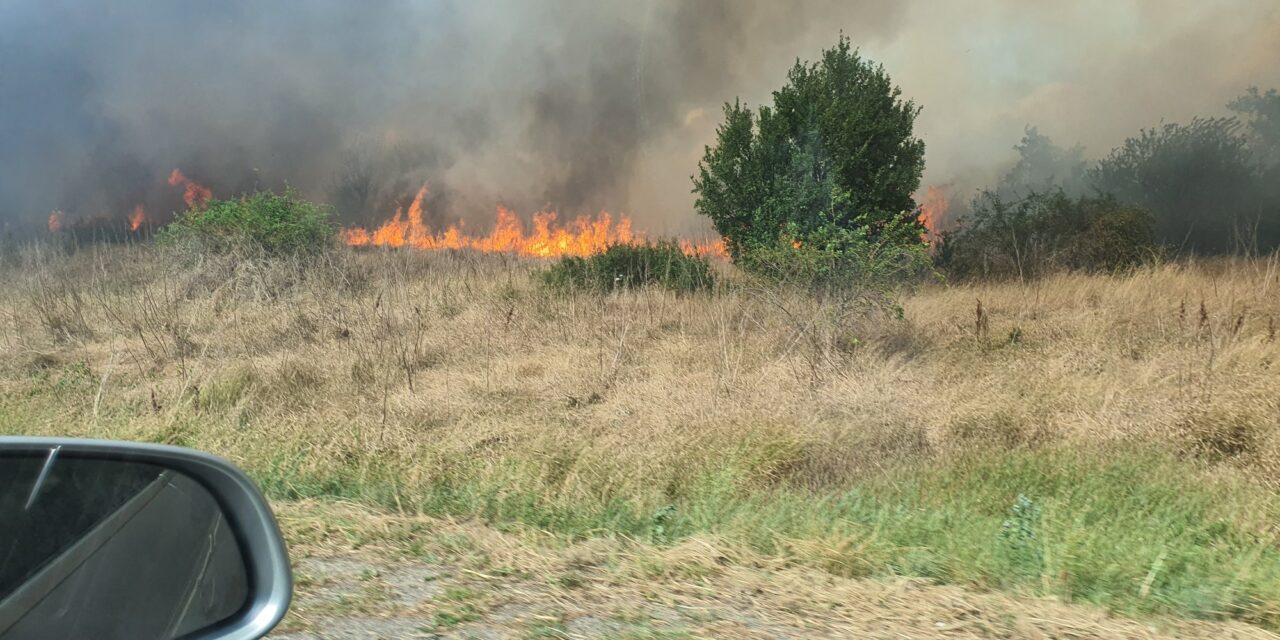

[2,243,1279,634]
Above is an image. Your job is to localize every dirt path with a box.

[268,502,1278,640]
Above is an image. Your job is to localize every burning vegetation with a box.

[128,205,146,231]
[167,168,212,210]
[918,185,948,240]
[43,169,731,261]
[7,15,1280,633]
[340,186,727,259]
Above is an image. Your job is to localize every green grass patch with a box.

[4,392,1278,628]
[247,445,1280,628]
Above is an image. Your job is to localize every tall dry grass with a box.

[3,243,1279,494]
[3,242,1280,623]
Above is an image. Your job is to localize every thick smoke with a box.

[2,0,1277,237]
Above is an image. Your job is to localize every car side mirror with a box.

[0,437,292,640]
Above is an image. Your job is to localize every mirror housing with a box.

[0,437,292,640]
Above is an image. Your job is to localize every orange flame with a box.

[168,168,212,209]
[128,205,145,231]
[342,186,728,259]
[679,237,729,259]
[919,185,948,240]
[48,210,64,233]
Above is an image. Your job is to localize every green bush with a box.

[741,215,930,296]
[937,190,1157,280]
[692,36,926,274]
[1090,117,1269,254]
[158,189,335,256]
[541,242,714,293]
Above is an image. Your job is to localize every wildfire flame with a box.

[129,205,145,231]
[44,170,727,259]
[679,238,730,259]
[919,185,948,240]
[168,168,212,209]
[342,186,727,259]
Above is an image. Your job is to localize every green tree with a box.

[1230,87,1280,251]
[692,36,926,272]
[1090,118,1263,254]
[1230,87,1280,169]
[997,126,1089,200]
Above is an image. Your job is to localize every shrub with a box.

[740,217,930,296]
[937,190,1156,279]
[1090,117,1269,254]
[692,36,926,272]
[541,242,714,293]
[158,189,335,256]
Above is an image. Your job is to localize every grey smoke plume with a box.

[2,0,1277,236]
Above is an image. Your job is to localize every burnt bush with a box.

[541,242,714,293]
[936,190,1157,280]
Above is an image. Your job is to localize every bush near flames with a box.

[157,189,335,257]
[541,241,715,293]
[936,190,1158,280]
[692,37,928,292]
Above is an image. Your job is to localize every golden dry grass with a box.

[2,243,1280,629]
[5,245,1276,486]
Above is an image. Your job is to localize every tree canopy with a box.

[1090,118,1267,253]
[692,36,926,267]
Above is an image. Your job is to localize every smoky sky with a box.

[2,0,1278,236]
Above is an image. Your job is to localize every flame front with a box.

[41,171,728,259]
[679,237,729,259]
[342,186,727,259]
[919,185,947,240]
[168,168,212,209]
[129,205,145,231]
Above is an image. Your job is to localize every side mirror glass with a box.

[0,438,291,640]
